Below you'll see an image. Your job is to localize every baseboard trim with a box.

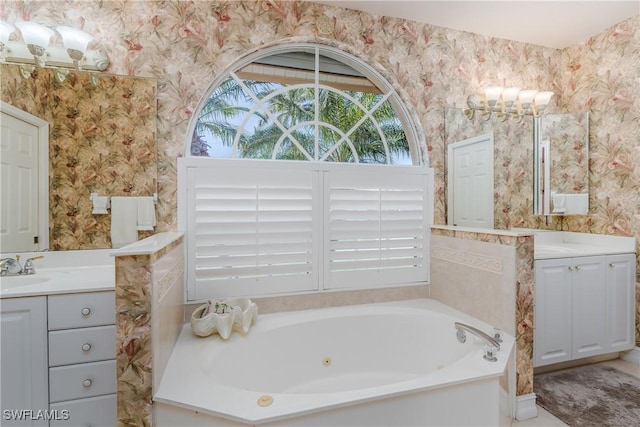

[621,347,640,365]
[515,393,537,421]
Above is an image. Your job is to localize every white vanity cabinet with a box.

[534,253,636,367]
[0,296,49,427]
[605,254,636,351]
[47,291,117,427]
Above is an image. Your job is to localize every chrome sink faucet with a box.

[22,256,44,274]
[0,255,44,276]
[1,256,22,276]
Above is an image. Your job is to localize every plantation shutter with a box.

[186,163,319,300]
[182,159,431,301]
[325,166,430,289]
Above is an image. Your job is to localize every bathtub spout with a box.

[454,322,500,361]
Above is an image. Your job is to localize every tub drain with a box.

[257,395,273,407]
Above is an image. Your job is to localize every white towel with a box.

[137,197,156,231]
[551,193,567,213]
[110,197,139,248]
[91,196,110,214]
[564,194,589,215]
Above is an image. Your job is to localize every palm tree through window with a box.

[191,46,417,165]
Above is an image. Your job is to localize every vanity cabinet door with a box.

[571,256,607,359]
[534,258,573,367]
[0,296,49,426]
[605,253,636,352]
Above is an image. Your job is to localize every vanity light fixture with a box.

[464,86,554,120]
[0,19,109,79]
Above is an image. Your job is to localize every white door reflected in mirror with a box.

[447,133,494,229]
[0,102,49,252]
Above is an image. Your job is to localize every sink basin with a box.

[1,275,51,290]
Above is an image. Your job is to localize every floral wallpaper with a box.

[1,0,638,409]
[0,65,157,250]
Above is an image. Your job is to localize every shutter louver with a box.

[188,166,318,299]
[326,169,429,289]
[183,160,431,300]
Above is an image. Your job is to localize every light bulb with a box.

[484,86,503,108]
[56,26,93,69]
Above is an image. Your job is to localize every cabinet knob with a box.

[82,379,93,388]
[609,263,614,268]
[575,265,581,271]
[80,307,91,316]
[568,266,574,271]
[81,343,92,352]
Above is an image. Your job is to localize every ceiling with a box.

[314,1,639,49]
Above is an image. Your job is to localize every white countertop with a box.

[528,230,636,260]
[535,243,636,259]
[0,265,114,298]
[0,249,115,298]
[432,225,535,237]
[110,232,183,256]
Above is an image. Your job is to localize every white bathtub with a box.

[154,299,515,426]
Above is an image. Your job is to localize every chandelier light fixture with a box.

[465,86,554,120]
[0,19,109,80]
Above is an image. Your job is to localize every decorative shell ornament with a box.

[190,298,258,340]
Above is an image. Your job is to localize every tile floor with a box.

[512,358,640,427]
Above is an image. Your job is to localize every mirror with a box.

[0,64,157,251]
[533,112,589,215]
[444,107,534,230]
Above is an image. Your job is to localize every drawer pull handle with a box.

[81,307,91,316]
[82,343,92,352]
[82,379,92,388]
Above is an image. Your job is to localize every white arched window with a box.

[181,45,432,301]
[189,45,424,165]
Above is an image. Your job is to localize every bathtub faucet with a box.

[454,322,500,362]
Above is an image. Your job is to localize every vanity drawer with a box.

[49,394,116,427]
[49,360,116,403]
[49,325,115,367]
[48,291,115,330]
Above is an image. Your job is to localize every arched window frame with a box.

[180,44,433,301]
[185,44,427,166]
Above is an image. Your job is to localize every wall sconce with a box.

[0,19,109,79]
[465,86,554,120]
